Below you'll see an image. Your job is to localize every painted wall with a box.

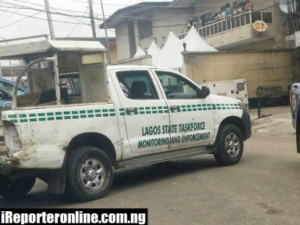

[109,44,118,63]
[115,23,130,60]
[183,50,300,98]
[138,8,191,49]
[114,7,191,61]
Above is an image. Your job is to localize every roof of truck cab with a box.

[108,65,156,70]
[107,65,179,72]
[0,40,106,60]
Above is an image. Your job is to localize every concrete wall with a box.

[201,23,276,50]
[183,50,300,98]
[114,7,191,61]
[109,44,118,63]
[115,23,130,60]
[138,8,191,49]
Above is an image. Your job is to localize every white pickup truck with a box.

[0,40,251,202]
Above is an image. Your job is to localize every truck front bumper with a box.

[242,110,252,140]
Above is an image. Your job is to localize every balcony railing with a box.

[179,11,273,40]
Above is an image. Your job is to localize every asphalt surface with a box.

[1,107,300,225]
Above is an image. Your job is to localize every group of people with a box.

[187,0,254,29]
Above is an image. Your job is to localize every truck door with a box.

[153,70,215,150]
[110,69,170,155]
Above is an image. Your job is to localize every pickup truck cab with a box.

[0,39,251,202]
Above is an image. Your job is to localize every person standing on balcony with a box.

[225,3,232,17]
[245,1,253,11]
[222,11,227,19]
[217,9,222,21]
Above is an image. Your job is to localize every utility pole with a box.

[88,0,97,40]
[44,0,56,40]
[100,0,111,64]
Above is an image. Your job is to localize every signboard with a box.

[82,53,103,65]
[253,20,268,32]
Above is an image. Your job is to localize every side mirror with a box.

[198,86,210,99]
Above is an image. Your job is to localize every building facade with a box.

[175,0,291,50]
[101,2,193,61]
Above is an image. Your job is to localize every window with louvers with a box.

[138,20,153,40]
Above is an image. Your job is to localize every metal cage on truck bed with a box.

[0,36,109,110]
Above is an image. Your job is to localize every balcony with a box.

[179,11,274,50]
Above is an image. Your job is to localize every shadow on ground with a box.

[0,156,221,208]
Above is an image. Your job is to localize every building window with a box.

[138,20,153,40]
[251,11,262,23]
[262,12,273,23]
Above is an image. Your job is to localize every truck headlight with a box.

[239,102,247,112]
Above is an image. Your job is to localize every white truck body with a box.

[0,39,251,201]
[1,66,248,169]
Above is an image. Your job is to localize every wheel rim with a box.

[225,133,240,158]
[79,158,106,191]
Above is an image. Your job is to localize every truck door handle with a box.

[170,105,178,110]
[126,108,137,113]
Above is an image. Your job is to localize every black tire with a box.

[214,124,244,166]
[0,176,36,199]
[66,146,114,202]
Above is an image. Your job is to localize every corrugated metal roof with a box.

[170,0,198,7]
[100,1,181,29]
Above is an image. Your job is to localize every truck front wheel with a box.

[214,124,244,166]
[0,176,36,199]
[66,146,114,202]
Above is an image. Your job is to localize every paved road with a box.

[1,109,300,225]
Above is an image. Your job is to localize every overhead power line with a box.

[0,0,30,21]
[0,5,104,21]
[0,0,92,25]
[0,8,92,28]
[0,10,41,28]
[0,2,153,21]
[67,8,88,37]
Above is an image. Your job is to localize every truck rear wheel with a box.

[214,124,244,166]
[66,146,114,202]
[0,176,36,199]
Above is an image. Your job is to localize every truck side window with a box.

[117,71,158,100]
[156,71,198,99]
